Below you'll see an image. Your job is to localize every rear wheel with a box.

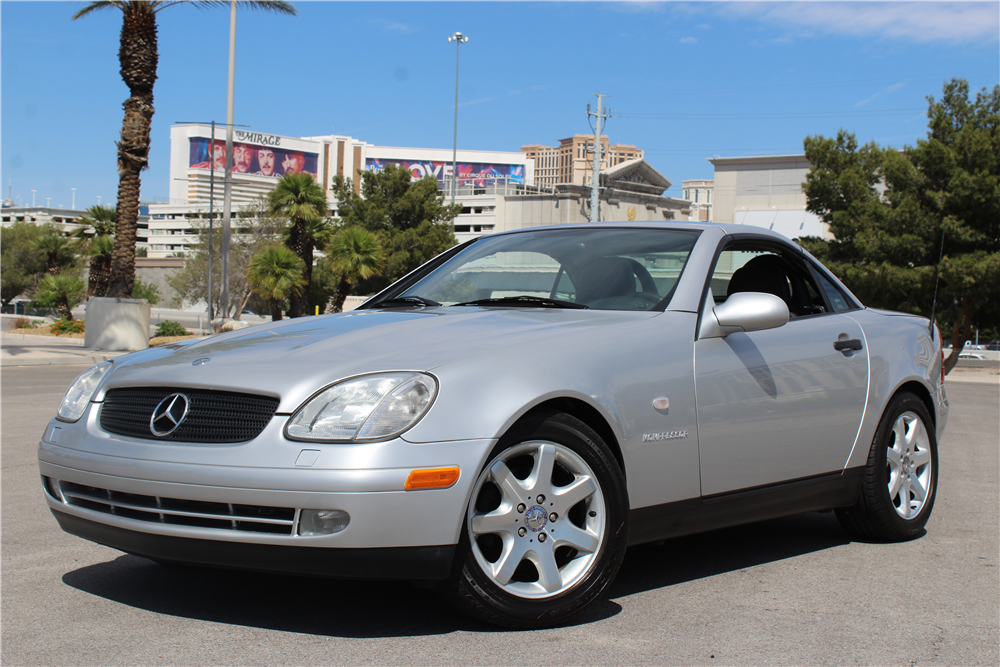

[445,412,628,628]
[836,392,938,541]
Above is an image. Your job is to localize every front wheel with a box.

[445,412,628,628]
[836,392,938,541]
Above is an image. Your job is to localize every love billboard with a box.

[366,159,524,186]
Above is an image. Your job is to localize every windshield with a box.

[398,227,700,311]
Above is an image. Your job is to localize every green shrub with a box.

[155,320,189,338]
[10,317,37,329]
[50,318,85,335]
[132,278,161,305]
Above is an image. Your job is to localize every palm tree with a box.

[323,227,385,313]
[36,274,86,320]
[33,233,76,275]
[268,172,328,317]
[73,204,117,297]
[72,0,296,298]
[86,235,116,298]
[246,244,306,321]
[75,204,118,238]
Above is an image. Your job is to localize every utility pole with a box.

[208,120,216,322]
[220,0,237,323]
[587,94,610,223]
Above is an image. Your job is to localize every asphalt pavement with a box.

[0,360,997,665]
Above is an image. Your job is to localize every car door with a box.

[694,239,869,496]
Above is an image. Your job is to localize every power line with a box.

[617,109,924,120]
[607,70,998,98]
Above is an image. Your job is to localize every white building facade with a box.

[681,179,714,222]
[148,124,537,257]
[707,155,831,240]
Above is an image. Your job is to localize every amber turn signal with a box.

[404,467,460,490]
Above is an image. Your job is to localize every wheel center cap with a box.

[524,505,547,532]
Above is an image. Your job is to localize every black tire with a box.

[836,392,938,542]
[444,411,628,628]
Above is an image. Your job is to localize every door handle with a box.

[833,338,863,351]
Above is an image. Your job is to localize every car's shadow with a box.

[62,512,850,637]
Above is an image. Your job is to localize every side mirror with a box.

[699,292,790,339]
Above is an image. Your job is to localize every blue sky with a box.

[2,1,997,209]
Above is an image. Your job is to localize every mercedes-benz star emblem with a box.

[150,393,190,436]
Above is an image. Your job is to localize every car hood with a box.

[103,307,656,413]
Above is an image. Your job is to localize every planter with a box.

[83,297,151,351]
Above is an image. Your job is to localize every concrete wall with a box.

[709,155,811,225]
[82,258,184,307]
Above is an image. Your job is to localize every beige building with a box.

[681,179,714,222]
[522,135,643,188]
[707,155,830,240]
[498,158,687,228]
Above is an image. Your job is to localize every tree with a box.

[33,232,78,275]
[36,274,86,320]
[72,0,296,298]
[74,204,117,297]
[801,78,999,373]
[322,227,385,313]
[246,244,306,321]
[85,235,116,298]
[1,222,47,305]
[268,171,329,317]
[75,204,117,238]
[167,196,285,318]
[331,164,461,294]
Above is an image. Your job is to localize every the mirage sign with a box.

[189,137,318,179]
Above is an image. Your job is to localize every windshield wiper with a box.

[369,296,441,308]
[451,295,589,309]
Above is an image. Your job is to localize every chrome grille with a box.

[54,480,296,535]
[100,387,279,443]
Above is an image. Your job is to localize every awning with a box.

[732,209,832,240]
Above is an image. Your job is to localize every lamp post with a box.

[447,32,468,205]
[31,190,36,207]
[71,188,76,209]
[220,0,237,323]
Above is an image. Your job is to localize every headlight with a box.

[57,361,114,422]
[286,372,437,442]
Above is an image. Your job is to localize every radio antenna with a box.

[927,223,947,339]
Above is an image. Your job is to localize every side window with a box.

[815,271,852,313]
[708,244,831,318]
[709,249,784,304]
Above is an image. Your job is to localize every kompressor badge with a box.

[642,430,689,442]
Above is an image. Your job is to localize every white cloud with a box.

[723,1,1000,44]
[680,36,698,43]
[382,22,419,35]
[459,97,498,108]
[613,1,667,13]
[855,81,908,107]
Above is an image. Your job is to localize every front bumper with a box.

[52,511,455,580]
[38,411,494,578]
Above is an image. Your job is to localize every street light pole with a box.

[31,190,36,207]
[71,188,76,209]
[208,120,217,322]
[447,32,468,206]
[220,0,237,323]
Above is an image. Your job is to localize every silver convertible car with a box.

[39,222,948,628]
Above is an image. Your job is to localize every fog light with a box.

[298,509,350,536]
